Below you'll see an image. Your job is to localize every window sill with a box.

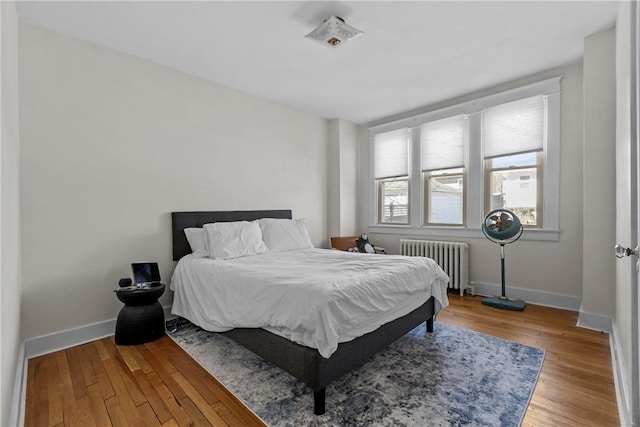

[368,225,560,242]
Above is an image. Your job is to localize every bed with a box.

[170,210,449,415]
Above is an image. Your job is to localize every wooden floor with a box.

[24,295,620,427]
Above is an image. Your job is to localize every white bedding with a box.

[170,248,449,358]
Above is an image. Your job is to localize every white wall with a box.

[18,23,328,340]
[327,119,359,238]
[582,29,616,322]
[327,120,341,238]
[1,2,22,426]
[362,63,587,306]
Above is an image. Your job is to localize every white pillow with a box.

[204,221,269,260]
[258,218,314,252]
[184,228,208,258]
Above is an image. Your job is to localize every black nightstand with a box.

[114,283,165,345]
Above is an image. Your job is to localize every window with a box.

[421,115,465,225]
[424,168,464,225]
[485,152,541,226]
[482,96,545,227]
[374,128,410,225]
[368,76,561,241]
[379,179,409,224]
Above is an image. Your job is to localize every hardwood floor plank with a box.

[211,401,245,427]
[131,369,174,424]
[150,379,195,427]
[533,378,618,425]
[93,339,111,361]
[104,396,130,427]
[31,357,50,427]
[177,397,214,427]
[172,371,228,426]
[25,294,619,427]
[102,356,146,426]
[142,340,178,374]
[76,343,99,387]
[137,402,163,427]
[523,402,588,427]
[67,395,96,427]
[65,346,88,400]
[102,338,149,407]
[54,350,81,427]
[44,354,63,427]
[539,364,616,401]
[114,344,142,373]
[89,357,116,401]
[128,345,155,374]
[138,345,189,402]
[85,383,113,427]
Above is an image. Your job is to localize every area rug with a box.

[166,319,544,427]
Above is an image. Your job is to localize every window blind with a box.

[374,128,409,179]
[421,115,465,171]
[482,95,545,159]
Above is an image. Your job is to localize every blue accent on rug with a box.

[166,318,544,427]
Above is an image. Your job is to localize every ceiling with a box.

[16,1,619,125]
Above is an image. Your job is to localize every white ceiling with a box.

[17,1,619,125]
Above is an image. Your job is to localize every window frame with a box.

[423,168,466,226]
[377,177,411,225]
[368,76,562,242]
[483,152,544,228]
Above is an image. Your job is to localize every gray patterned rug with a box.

[166,318,544,427]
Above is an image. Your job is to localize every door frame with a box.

[633,1,639,424]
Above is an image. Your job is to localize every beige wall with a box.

[582,29,616,319]
[18,23,329,340]
[362,63,588,302]
[1,2,22,426]
[328,119,359,239]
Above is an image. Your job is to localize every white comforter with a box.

[170,248,449,358]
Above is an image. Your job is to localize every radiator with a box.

[400,239,469,296]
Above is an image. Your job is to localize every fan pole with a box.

[482,235,526,311]
[500,243,506,298]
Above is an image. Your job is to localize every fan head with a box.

[482,209,522,243]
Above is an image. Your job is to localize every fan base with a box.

[482,296,526,311]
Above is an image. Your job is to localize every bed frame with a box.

[171,210,436,415]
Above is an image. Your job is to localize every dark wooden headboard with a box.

[171,210,292,260]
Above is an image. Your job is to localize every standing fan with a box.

[481,209,526,311]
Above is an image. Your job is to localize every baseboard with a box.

[24,318,117,359]
[24,305,173,359]
[470,281,583,311]
[577,306,613,333]
[10,342,26,427]
[610,323,632,427]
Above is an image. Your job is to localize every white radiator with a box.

[400,239,469,296]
